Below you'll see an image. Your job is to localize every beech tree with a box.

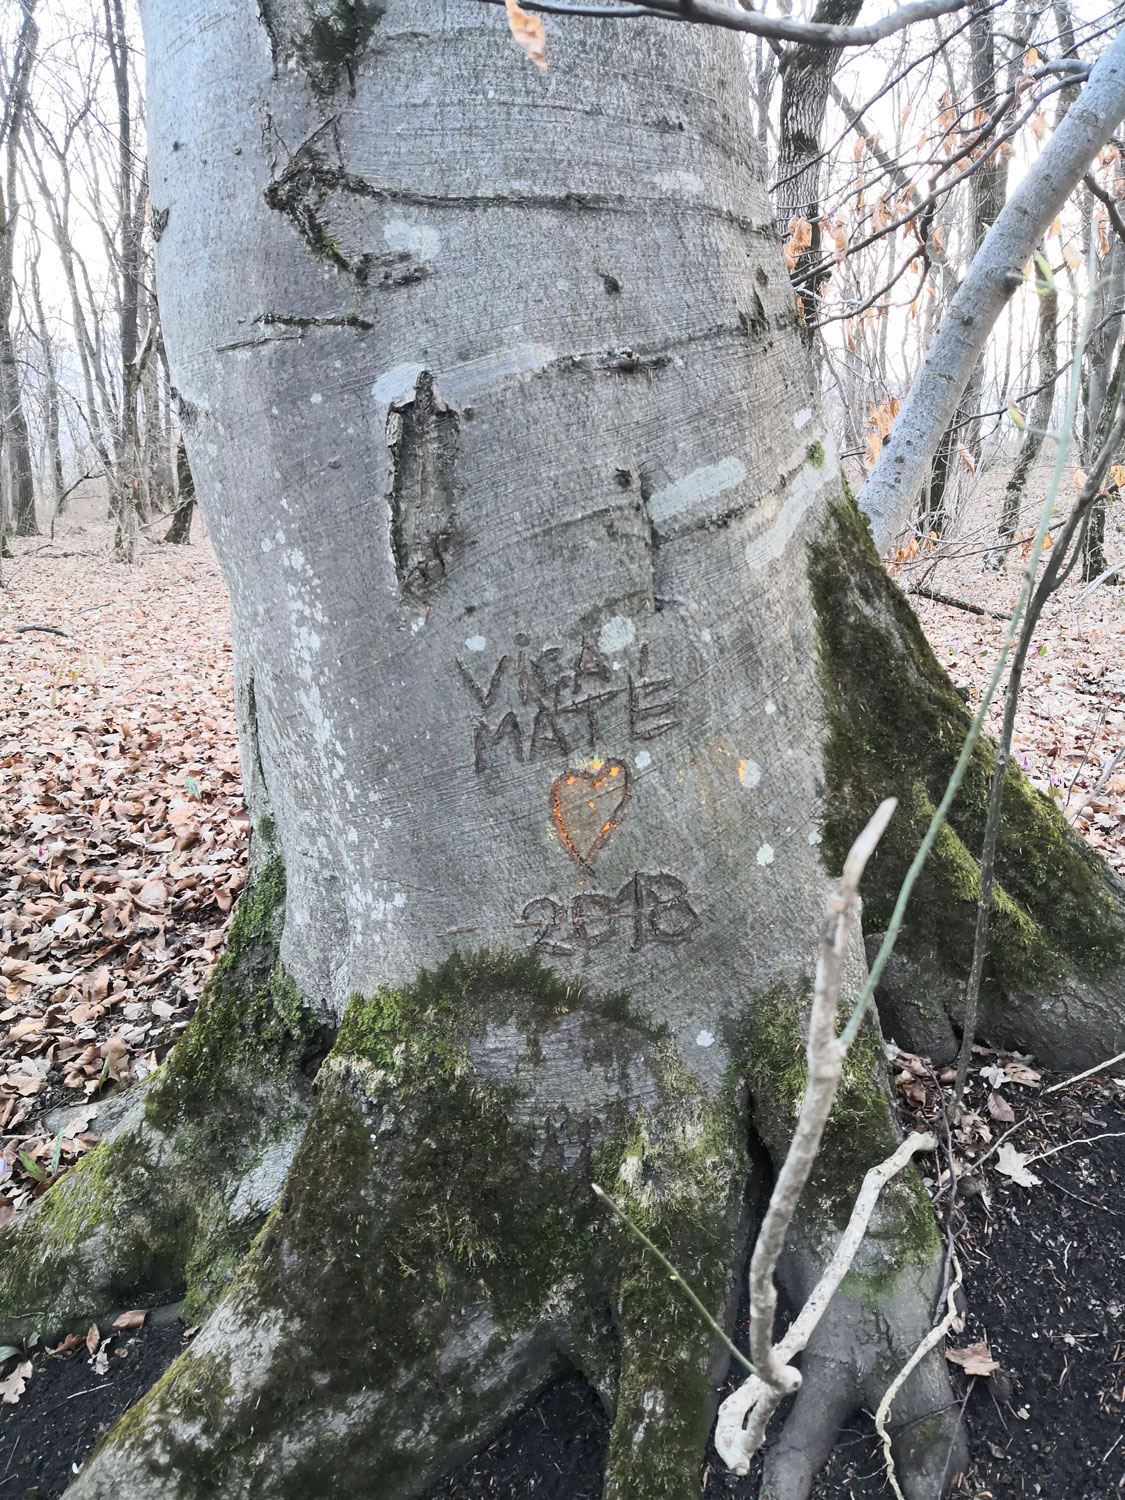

[4,5,1125,1499]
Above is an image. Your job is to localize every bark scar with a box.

[385,370,459,597]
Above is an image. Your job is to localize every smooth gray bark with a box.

[861,25,1125,552]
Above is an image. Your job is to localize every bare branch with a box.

[476,0,975,49]
[859,26,1125,553]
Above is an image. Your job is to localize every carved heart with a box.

[551,761,630,869]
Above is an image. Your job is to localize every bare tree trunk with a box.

[1080,218,1125,579]
[775,0,862,323]
[163,432,194,543]
[26,236,65,515]
[984,247,1058,568]
[0,1,40,538]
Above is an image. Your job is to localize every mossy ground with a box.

[809,491,1125,1025]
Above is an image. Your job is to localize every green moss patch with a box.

[100,950,746,1499]
[146,854,320,1133]
[809,491,1124,1006]
[735,983,937,1299]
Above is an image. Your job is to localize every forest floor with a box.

[1,472,1124,1498]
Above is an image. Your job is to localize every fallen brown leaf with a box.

[0,1359,32,1405]
[946,1341,1000,1376]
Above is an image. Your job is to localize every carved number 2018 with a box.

[521,872,700,955]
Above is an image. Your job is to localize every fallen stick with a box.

[908,586,1012,621]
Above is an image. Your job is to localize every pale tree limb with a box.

[714,1129,938,1473]
[1043,1048,1125,1093]
[712,797,905,1474]
[859,26,1125,554]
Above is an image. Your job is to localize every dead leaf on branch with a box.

[505,0,547,71]
[946,1341,1000,1376]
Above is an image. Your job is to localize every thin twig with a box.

[875,1249,964,1500]
[591,1184,755,1376]
[1024,1131,1125,1164]
[1043,1049,1125,1093]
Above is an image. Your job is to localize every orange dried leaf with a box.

[505,0,547,71]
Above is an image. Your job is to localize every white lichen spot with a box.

[393,892,406,909]
[808,829,823,846]
[738,758,762,788]
[347,827,359,845]
[384,219,442,261]
[757,843,775,866]
[652,169,704,195]
[464,634,487,653]
[598,614,636,654]
[765,700,777,715]
[619,1155,642,1191]
[700,628,712,645]
[793,407,812,430]
[695,1030,715,1048]
[634,749,652,771]
[411,616,426,636]
[310,392,323,405]
[260,537,272,553]
[647,456,747,528]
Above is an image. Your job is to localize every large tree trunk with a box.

[4,6,1125,1499]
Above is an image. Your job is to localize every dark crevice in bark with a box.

[385,370,459,598]
[262,138,770,264]
[256,310,374,330]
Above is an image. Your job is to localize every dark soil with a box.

[2,1060,1122,1499]
[0,1304,188,1500]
